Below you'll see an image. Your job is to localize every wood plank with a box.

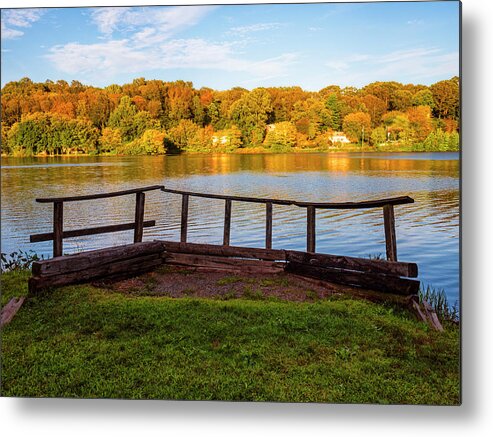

[36,185,164,203]
[285,262,420,295]
[0,297,26,328]
[181,194,189,243]
[410,299,444,331]
[285,250,418,278]
[29,253,163,292]
[32,241,166,276]
[134,192,145,243]
[53,201,63,257]
[161,241,286,261]
[266,202,273,249]
[294,196,414,209]
[162,188,294,206]
[164,252,284,273]
[162,188,414,209]
[307,206,316,253]
[383,204,397,261]
[30,220,156,243]
[223,199,232,246]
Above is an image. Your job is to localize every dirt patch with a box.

[94,265,352,302]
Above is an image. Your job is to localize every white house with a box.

[329,132,351,144]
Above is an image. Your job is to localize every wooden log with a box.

[30,220,156,243]
[181,194,189,243]
[134,192,145,243]
[307,206,316,253]
[164,252,284,273]
[32,241,166,277]
[266,202,273,249]
[0,297,26,328]
[294,196,414,209]
[285,262,420,295]
[36,185,164,203]
[383,204,397,262]
[29,253,163,292]
[223,199,232,246]
[162,188,294,206]
[162,187,414,209]
[161,241,286,261]
[285,250,418,278]
[410,298,444,331]
[53,201,63,257]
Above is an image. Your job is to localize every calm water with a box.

[1,152,460,304]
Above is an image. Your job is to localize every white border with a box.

[2,1,492,436]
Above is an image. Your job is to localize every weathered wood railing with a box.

[28,186,420,299]
[161,188,414,262]
[30,185,164,257]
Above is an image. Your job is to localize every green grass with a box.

[0,271,460,404]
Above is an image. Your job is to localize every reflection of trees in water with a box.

[2,154,459,255]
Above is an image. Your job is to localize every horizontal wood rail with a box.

[30,185,163,257]
[30,221,156,243]
[162,187,414,260]
[35,185,164,203]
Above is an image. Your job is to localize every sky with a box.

[0,1,460,91]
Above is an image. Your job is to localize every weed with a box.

[1,250,43,272]
[216,276,244,286]
[243,287,265,300]
[368,253,384,260]
[419,284,459,323]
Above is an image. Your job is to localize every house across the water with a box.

[329,132,351,144]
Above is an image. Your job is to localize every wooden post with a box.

[265,202,273,249]
[181,194,189,243]
[223,199,232,246]
[53,201,63,257]
[307,206,316,253]
[383,204,397,261]
[134,192,145,243]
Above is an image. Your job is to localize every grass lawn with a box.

[0,270,460,404]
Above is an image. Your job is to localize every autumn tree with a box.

[407,105,433,141]
[430,77,459,120]
[263,121,298,151]
[342,112,371,143]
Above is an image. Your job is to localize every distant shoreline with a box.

[1,145,460,158]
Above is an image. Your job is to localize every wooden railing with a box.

[30,185,164,257]
[161,188,414,261]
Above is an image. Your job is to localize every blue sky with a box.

[0,1,460,90]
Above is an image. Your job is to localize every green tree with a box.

[107,96,138,142]
[370,126,387,147]
[325,93,342,130]
[412,89,435,108]
[230,88,273,146]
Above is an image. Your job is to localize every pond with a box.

[1,152,460,305]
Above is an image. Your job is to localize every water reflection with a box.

[1,152,459,304]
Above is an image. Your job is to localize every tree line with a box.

[1,76,459,156]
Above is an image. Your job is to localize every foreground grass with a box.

[1,272,460,404]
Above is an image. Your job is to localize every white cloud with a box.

[44,6,297,85]
[45,37,299,83]
[91,7,130,35]
[325,47,458,86]
[1,8,44,39]
[91,5,215,39]
[228,22,284,35]
[407,19,425,26]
